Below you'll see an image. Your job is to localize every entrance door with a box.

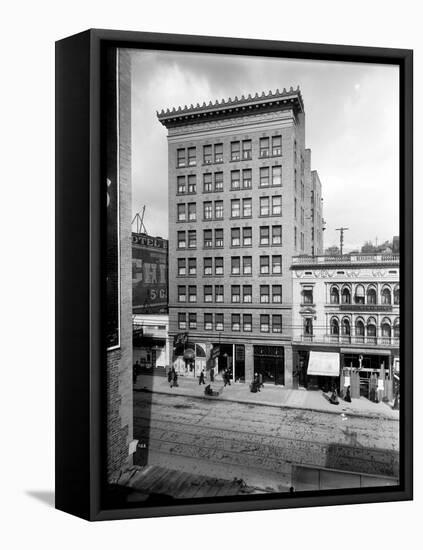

[253,346,285,385]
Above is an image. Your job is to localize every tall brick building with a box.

[157,88,324,387]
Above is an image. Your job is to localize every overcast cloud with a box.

[129,49,399,251]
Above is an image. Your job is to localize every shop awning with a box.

[307,351,340,377]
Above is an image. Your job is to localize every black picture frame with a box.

[55,29,413,521]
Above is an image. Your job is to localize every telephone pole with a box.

[335,227,349,256]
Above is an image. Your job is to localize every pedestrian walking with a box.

[167,367,173,385]
[199,369,205,385]
[258,372,263,389]
[133,360,140,384]
[172,370,179,388]
[223,368,230,387]
[210,367,214,382]
[344,385,352,402]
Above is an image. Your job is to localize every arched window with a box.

[330,317,339,338]
[354,284,365,304]
[367,286,377,305]
[367,318,377,342]
[394,285,400,305]
[394,318,400,339]
[355,319,365,342]
[381,319,391,343]
[341,318,351,342]
[342,287,351,304]
[381,287,391,305]
[330,286,339,304]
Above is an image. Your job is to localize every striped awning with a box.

[307,351,340,377]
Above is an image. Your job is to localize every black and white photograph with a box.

[105,45,402,505]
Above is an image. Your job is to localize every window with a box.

[272,315,282,333]
[188,202,196,221]
[259,137,270,157]
[302,288,313,304]
[260,285,270,303]
[188,147,196,166]
[367,287,377,304]
[188,285,197,303]
[382,287,392,305]
[272,165,282,186]
[342,318,351,337]
[260,196,270,216]
[189,313,197,329]
[177,231,186,249]
[215,285,224,303]
[177,203,186,222]
[330,286,340,304]
[260,167,270,187]
[232,314,241,332]
[294,227,297,249]
[260,226,270,246]
[272,195,282,215]
[243,227,252,246]
[178,312,187,330]
[272,285,282,303]
[294,198,297,219]
[355,319,364,339]
[203,229,212,248]
[177,148,186,167]
[231,199,240,218]
[203,201,212,220]
[272,255,282,274]
[178,286,186,302]
[215,200,224,219]
[242,169,252,189]
[301,181,305,201]
[354,285,365,305]
[204,285,213,302]
[260,255,269,274]
[188,258,196,275]
[301,232,304,251]
[331,317,340,337]
[188,230,196,248]
[231,170,240,190]
[394,319,400,338]
[243,256,252,275]
[204,313,213,330]
[272,225,282,245]
[301,207,304,226]
[260,314,270,332]
[188,175,196,194]
[203,144,212,164]
[214,143,223,163]
[342,287,351,304]
[272,136,282,156]
[231,285,240,303]
[367,320,376,340]
[394,286,400,305]
[243,314,252,332]
[231,256,240,275]
[231,227,240,247]
[214,229,223,247]
[215,313,224,331]
[203,173,212,193]
[178,258,186,276]
[215,257,224,275]
[242,139,252,160]
[304,318,313,336]
[214,172,223,192]
[177,175,186,194]
[231,141,240,161]
[243,285,252,303]
[242,198,252,217]
[203,257,212,276]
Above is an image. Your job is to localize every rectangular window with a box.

[215,257,224,275]
[177,175,186,194]
[204,285,213,302]
[203,173,212,193]
[231,227,240,247]
[177,203,186,222]
[188,257,196,275]
[214,143,223,163]
[242,169,252,189]
[214,229,223,248]
[242,198,252,217]
[301,232,304,251]
[272,285,282,303]
[215,200,224,219]
[260,285,270,303]
[231,199,240,218]
[178,312,186,330]
[231,141,240,161]
[260,255,269,274]
[260,167,270,188]
[188,202,196,221]
[177,231,186,249]
[214,171,223,192]
[243,227,252,246]
[215,313,224,331]
[188,285,197,303]
[272,255,282,274]
[188,147,196,166]
[272,136,282,156]
[243,314,252,332]
[203,144,212,164]
[203,257,212,276]
[188,174,196,194]
[294,227,297,249]
[178,285,186,302]
[231,256,240,275]
[260,314,270,333]
[178,258,186,276]
[259,137,270,157]
[243,256,252,275]
[294,198,297,219]
[177,148,186,167]
[260,226,270,246]
[272,165,282,186]
[242,139,252,160]
[272,225,282,245]
[203,229,212,248]
[243,285,252,303]
[189,312,197,329]
[303,289,313,304]
[204,313,213,330]
[272,314,282,333]
[204,201,212,220]
[188,230,196,248]
[232,314,241,332]
[231,170,240,190]
[260,196,269,216]
[215,285,224,303]
[231,285,240,303]
[272,195,282,215]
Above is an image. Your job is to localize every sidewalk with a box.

[134,374,399,420]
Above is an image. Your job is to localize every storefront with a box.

[306,351,340,392]
[341,349,393,400]
[253,345,285,385]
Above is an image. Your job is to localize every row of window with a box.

[178,312,283,333]
[329,285,400,305]
[328,317,400,338]
[176,137,282,168]
[177,284,282,303]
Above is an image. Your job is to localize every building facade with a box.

[133,314,170,371]
[291,253,400,397]
[158,88,324,387]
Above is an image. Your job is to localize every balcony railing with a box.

[292,253,399,266]
[294,335,400,347]
[337,304,394,312]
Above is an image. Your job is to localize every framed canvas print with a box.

[55,29,413,521]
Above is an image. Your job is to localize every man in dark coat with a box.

[199,369,205,385]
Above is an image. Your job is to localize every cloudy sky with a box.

[129,48,399,251]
